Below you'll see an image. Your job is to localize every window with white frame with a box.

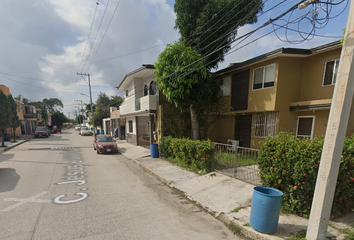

[296,116,315,139]
[323,59,339,86]
[252,111,277,137]
[128,120,133,133]
[217,77,231,97]
[253,63,276,90]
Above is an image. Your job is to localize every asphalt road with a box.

[0,129,243,240]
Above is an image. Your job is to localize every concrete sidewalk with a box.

[0,139,29,154]
[117,141,354,240]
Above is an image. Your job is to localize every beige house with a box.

[211,41,354,149]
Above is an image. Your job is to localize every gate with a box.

[213,142,260,185]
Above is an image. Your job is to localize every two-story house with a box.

[116,64,159,146]
[23,104,38,134]
[211,41,354,149]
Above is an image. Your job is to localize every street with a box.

[0,129,242,240]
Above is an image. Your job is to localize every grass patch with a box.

[214,150,258,168]
[230,207,242,213]
[343,229,354,240]
[286,230,306,240]
[243,223,250,227]
[228,223,241,234]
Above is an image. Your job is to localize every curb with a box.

[1,139,30,153]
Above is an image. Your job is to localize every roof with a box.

[216,41,341,76]
[117,64,155,90]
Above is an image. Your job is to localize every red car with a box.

[93,135,118,154]
[34,126,49,138]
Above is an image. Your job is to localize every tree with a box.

[8,94,21,142]
[174,0,263,69]
[93,93,123,127]
[154,41,218,140]
[0,90,10,146]
[51,111,68,127]
[43,98,64,112]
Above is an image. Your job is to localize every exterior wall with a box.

[126,116,137,145]
[209,114,235,143]
[0,85,10,95]
[246,59,278,112]
[159,95,191,139]
[300,48,340,101]
[275,57,304,135]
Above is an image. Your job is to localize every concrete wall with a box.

[300,48,340,101]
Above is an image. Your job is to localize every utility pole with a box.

[75,100,83,123]
[306,0,354,239]
[77,73,94,135]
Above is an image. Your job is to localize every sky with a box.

[0,0,349,118]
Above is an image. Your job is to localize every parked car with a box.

[80,126,90,136]
[34,126,49,138]
[93,135,118,154]
[75,124,81,131]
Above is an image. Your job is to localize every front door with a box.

[234,115,252,148]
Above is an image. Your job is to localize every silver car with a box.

[80,126,90,136]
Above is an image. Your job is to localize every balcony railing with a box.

[120,95,158,115]
[24,113,37,118]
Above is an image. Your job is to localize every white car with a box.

[80,126,90,136]
[75,124,81,131]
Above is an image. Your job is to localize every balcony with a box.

[24,113,37,119]
[120,95,158,116]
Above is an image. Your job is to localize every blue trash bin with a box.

[101,130,104,135]
[250,186,283,234]
[96,129,100,135]
[150,143,159,158]
[4,133,11,141]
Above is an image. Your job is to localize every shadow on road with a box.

[0,168,20,192]
[0,153,14,162]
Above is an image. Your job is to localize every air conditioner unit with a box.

[227,139,239,151]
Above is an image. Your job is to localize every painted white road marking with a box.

[1,191,51,212]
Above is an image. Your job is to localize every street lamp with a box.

[77,73,94,136]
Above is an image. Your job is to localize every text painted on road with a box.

[53,152,88,204]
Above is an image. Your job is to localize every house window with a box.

[149,81,156,95]
[323,59,339,86]
[296,116,315,139]
[128,120,133,133]
[126,90,129,97]
[253,63,276,90]
[144,85,148,96]
[252,111,277,138]
[217,77,231,97]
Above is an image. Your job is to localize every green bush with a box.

[159,136,213,174]
[258,132,354,217]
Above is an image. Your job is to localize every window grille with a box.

[252,111,277,137]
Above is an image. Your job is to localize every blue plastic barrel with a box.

[96,129,100,135]
[250,186,283,234]
[101,130,104,135]
[150,143,159,158]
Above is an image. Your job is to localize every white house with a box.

[116,64,159,146]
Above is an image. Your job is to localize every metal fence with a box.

[213,142,260,185]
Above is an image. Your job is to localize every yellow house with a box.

[212,41,353,149]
